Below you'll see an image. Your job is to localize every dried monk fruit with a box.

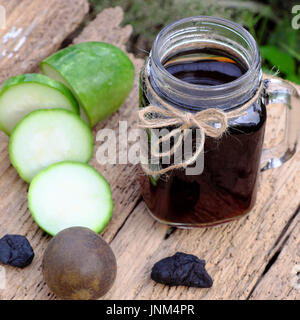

[151,252,213,288]
[0,234,34,268]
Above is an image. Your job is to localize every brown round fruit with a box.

[42,226,117,300]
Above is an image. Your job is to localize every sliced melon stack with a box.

[0,41,135,235]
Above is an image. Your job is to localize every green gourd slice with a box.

[9,109,94,182]
[0,73,79,135]
[28,162,113,236]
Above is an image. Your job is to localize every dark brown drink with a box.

[139,48,266,227]
[163,48,247,85]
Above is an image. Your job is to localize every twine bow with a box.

[138,79,264,176]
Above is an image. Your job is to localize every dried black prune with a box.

[0,234,34,268]
[151,252,213,288]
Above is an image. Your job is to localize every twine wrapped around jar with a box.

[138,74,265,176]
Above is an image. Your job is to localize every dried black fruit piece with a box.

[0,234,34,268]
[151,252,213,288]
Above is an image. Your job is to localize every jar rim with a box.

[151,16,261,95]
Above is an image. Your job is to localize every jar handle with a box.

[261,78,300,171]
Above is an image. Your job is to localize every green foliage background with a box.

[89,0,300,83]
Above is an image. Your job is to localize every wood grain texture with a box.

[0,3,300,300]
[0,0,89,82]
[249,210,300,299]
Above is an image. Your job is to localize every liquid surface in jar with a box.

[162,48,248,86]
[139,48,266,227]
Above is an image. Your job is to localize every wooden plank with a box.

[0,0,89,83]
[249,210,300,299]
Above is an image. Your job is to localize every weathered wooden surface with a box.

[0,0,89,81]
[0,2,299,300]
[249,214,300,299]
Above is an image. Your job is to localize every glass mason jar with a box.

[139,16,300,228]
